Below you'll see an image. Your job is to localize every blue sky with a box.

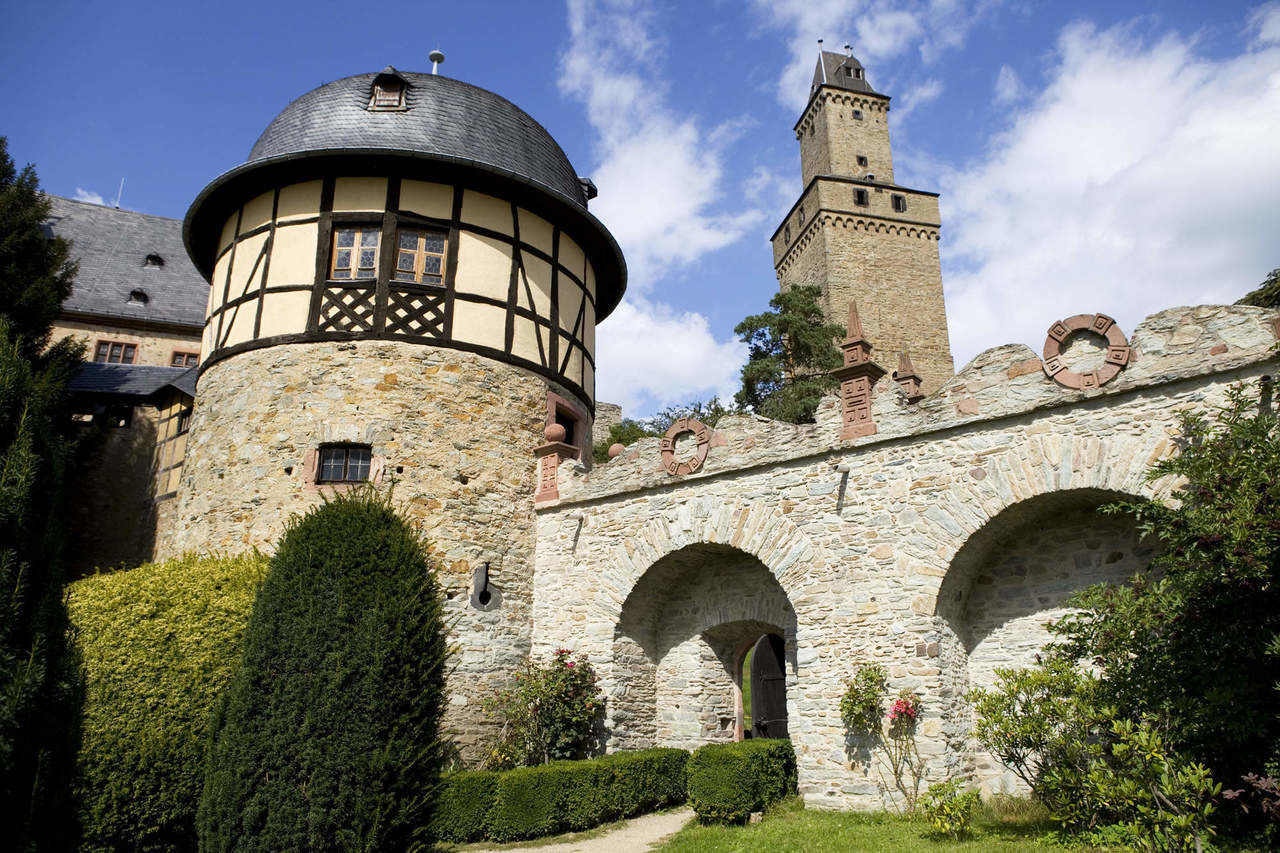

[4,0,1278,415]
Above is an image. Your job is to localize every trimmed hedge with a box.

[431,747,689,843]
[687,738,797,824]
[67,552,268,852]
[198,491,449,852]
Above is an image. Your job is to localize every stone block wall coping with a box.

[539,304,1280,509]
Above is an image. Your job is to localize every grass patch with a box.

[658,796,1076,852]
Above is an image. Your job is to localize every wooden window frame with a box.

[392,226,449,287]
[171,350,199,368]
[854,188,869,207]
[315,443,373,484]
[328,224,382,281]
[93,339,137,364]
[891,194,908,213]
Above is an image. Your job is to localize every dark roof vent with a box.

[369,67,408,111]
[144,252,164,267]
[128,288,150,305]
[578,177,598,202]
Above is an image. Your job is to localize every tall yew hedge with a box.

[197,491,448,851]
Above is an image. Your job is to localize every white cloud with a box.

[894,78,944,121]
[856,10,924,60]
[560,0,763,290]
[993,64,1023,104]
[1252,2,1280,46]
[941,16,1280,369]
[73,187,105,205]
[560,0,760,415]
[595,295,747,413]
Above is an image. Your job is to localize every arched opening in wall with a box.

[610,543,797,751]
[933,488,1155,791]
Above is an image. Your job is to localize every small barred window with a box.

[94,340,137,364]
[394,228,448,285]
[854,189,869,207]
[892,194,908,213]
[317,444,372,484]
[330,227,380,280]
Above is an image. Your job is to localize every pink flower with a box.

[566,662,575,668]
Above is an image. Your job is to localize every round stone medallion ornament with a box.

[1042,313,1131,390]
[660,417,712,476]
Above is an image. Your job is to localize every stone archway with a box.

[932,488,1153,791]
[610,543,798,751]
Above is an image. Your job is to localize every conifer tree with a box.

[198,490,449,851]
[0,136,85,849]
[734,285,845,423]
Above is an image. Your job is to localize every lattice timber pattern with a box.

[318,284,447,339]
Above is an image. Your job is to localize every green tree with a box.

[0,136,85,849]
[733,285,844,423]
[591,399,735,463]
[1237,268,1280,309]
[1049,380,1280,786]
[197,490,449,852]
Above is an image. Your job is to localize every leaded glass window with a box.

[393,228,447,286]
[330,227,380,280]
[317,444,372,483]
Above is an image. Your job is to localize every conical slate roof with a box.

[247,69,588,207]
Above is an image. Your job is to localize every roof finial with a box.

[817,39,827,84]
[429,49,445,75]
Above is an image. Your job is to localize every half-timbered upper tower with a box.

[172,66,626,755]
[770,51,954,392]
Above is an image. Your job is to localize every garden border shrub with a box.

[687,739,797,824]
[68,552,268,852]
[432,747,688,843]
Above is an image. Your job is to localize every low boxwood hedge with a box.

[687,738,797,824]
[431,747,689,843]
[67,552,268,852]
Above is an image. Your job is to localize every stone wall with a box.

[158,339,558,758]
[66,404,162,576]
[53,318,201,368]
[531,303,1280,809]
[797,90,894,185]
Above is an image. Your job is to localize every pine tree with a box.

[733,285,845,423]
[0,137,85,848]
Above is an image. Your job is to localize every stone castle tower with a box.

[770,50,954,391]
[168,67,626,755]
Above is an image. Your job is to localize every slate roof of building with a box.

[811,51,886,98]
[248,69,588,207]
[46,196,208,330]
[69,362,197,398]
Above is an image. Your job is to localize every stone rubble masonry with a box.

[594,401,624,445]
[796,88,894,186]
[155,339,566,759]
[531,304,1280,810]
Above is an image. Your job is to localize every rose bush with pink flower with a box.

[482,648,603,769]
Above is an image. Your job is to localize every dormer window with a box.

[144,253,164,267]
[368,69,407,111]
[128,288,149,305]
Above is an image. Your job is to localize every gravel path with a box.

[466,808,693,853]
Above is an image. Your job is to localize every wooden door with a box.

[750,633,788,739]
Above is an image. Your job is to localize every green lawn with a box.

[658,797,1078,853]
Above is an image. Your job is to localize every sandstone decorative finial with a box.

[893,351,924,403]
[845,300,867,342]
[545,423,566,443]
[608,443,625,459]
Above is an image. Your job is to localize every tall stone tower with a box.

[170,67,626,756]
[770,50,954,392]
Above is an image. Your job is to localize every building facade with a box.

[59,55,1280,802]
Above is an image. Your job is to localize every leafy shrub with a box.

[483,647,603,768]
[687,739,797,824]
[429,771,498,843]
[197,490,448,852]
[839,663,887,735]
[919,779,980,839]
[966,658,1099,794]
[68,552,267,851]
[437,748,687,843]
